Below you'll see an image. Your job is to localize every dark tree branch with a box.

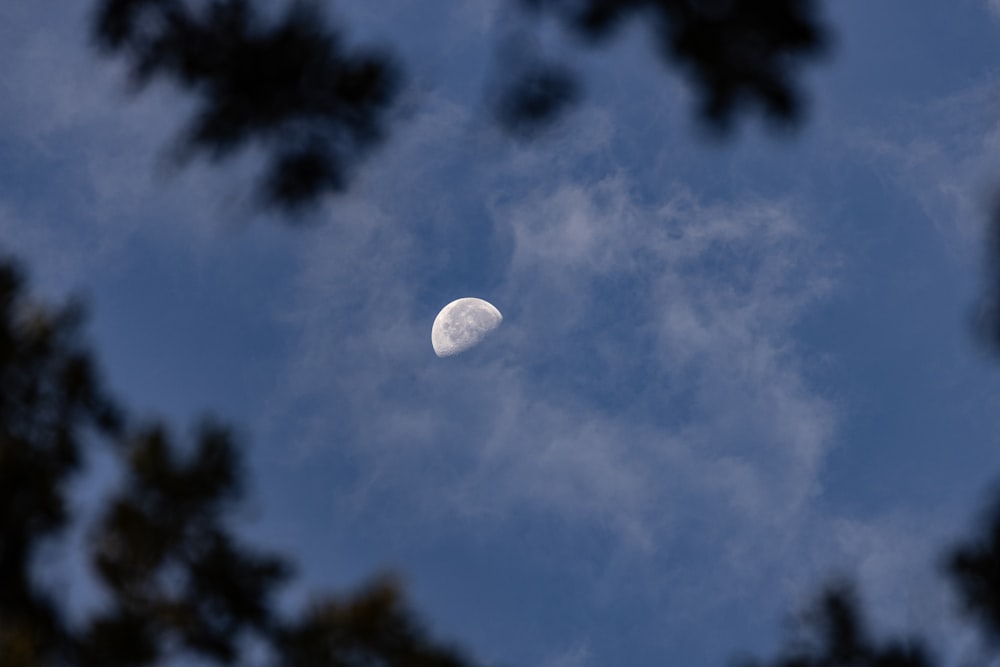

[739,582,935,667]
[947,486,1000,650]
[91,0,831,217]
[520,0,829,130]
[0,253,485,666]
[92,0,402,213]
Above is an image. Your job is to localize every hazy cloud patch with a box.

[850,81,1000,254]
[269,132,842,616]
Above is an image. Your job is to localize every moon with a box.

[431,298,503,357]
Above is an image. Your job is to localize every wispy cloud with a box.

[267,94,844,636]
[849,81,1000,254]
[543,641,592,667]
[3,5,975,665]
[0,2,308,288]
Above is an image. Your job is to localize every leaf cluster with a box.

[92,0,401,213]
[0,255,479,667]
[743,499,1000,667]
[90,0,829,214]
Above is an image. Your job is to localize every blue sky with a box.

[4,1,1000,666]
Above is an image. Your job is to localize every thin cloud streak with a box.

[2,5,983,665]
[266,97,845,628]
[849,81,1000,254]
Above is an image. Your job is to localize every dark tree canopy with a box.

[522,0,829,128]
[274,575,472,667]
[92,0,402,213]
[492,60,581,138]
[8,251,1000,667]
[739,583,935,667]
[0,260,125,666]
[0,254,481,666]
[82,421,290,665]
[741,493,1000,667]
[946,485,1000,648]
[91,0,830,214]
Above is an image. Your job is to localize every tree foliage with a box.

[0,255,479,666]
[13,1,1000,663]
[519,0,828,127]
[947,486,1000,649]
[91,0,830,214]
[6,240,1000,665]
[739,584,934,667]
[92,0,402,214]
[742,497,1000,667]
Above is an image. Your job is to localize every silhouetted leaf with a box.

[740,582,935,667]
[92,0,402,213]
[516,0,829,131]
[494,61,580,137]
[947,486,1000,649]
[0,252,487,666]
[275,574,472,667]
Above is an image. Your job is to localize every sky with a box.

[4,1,1000,666]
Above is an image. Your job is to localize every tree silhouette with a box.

[0,254,480,666]
[91,0,402,214]
[947,485,1000,650]
[9,246,1000,667]
[740,490,1000,667]
[738,583,935,667]
[91,0,830,214]
[517,0,828,128]
[0,260,121,666]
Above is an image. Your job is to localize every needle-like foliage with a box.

[0,254,480,666]
[92,0,401,214]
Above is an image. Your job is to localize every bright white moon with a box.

[431,298,503,357]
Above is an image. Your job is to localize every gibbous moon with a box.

[431,298,503,357]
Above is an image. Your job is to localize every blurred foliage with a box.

[0,260,120,666]
[6,241,1000,664]
[491,58,580,138]
[90,0,830,214]
[738,583,934,667]
[741,496,1000,667]
[91,0,401,214]
[21,1,1000,661]
[275,575,472,667]
[521,0,829,128]
[0,254,480,666]
[947,485,1000,648]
